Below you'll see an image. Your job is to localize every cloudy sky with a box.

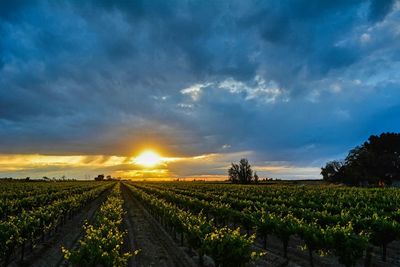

[1,0,399,180]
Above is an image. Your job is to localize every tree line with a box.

[321,132,400,186]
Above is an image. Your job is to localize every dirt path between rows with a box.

[121,183,197,267]
[9,187,111,267]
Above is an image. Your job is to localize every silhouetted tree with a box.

[228,158,255,184]
[321,161,344,182]
[95,174,105,181]
[254,172,259,183]
[228,163,240,183]
[322,133,400,186]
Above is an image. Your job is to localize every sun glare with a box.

[134,150,163,167]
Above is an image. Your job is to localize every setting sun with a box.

[134,150,163,167]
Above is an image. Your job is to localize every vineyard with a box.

[1,181,399,267]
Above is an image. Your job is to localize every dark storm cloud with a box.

[369,0,396,21]
[0,0,399,176]
[0,0,35,21]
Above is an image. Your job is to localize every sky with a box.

[0,0,400,180]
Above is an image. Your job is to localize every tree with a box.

[95,174,105,181]
[228,163,240,183]
[228,158,255,184]
[254,172,259,183]
[321,161,344,182]
[321,133,400,186]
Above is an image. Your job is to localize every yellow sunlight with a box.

[133,150,164,167]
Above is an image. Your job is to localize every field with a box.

[1,181,399,267]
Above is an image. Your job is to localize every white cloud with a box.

[218,76,286,103]
[180,83,213,101]
[180,76,286,104]
[218,78,248,93]
[360,33,371,43]
[177,103,194,109]
[307,90,321,103]
[330,83,342,93]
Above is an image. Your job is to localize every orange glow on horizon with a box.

[0,151,275,180]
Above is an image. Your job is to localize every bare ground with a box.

[8,188,111,267]
[121,183,197,267]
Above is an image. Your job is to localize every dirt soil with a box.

[121,184,197,267]
[8,188,111,267]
